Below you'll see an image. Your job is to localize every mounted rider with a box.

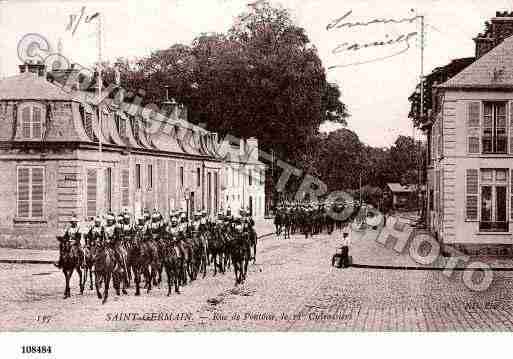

[148,209,163,241]
[55,213,82,268]
[134,216,147,239]
[120,211,134,247]
[86,216,104,247]
[103,213,119,246]
[165,211,184,258]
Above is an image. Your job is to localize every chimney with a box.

[161,87,178,119]
[18,63,27,73]
[21,60,46,76]
[474,12,513,59]
[246,137,259,162]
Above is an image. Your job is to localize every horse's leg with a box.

[202,250,207,279]
[253,240,257,264]
[89,265,94,290]
[174,264,180,294]
[63,270,70,299]
[102,272,111,305]
[145,266,152,294]
[165,264,172,296]
[121,268,128,295]
[113,272,121,296]
[95,271,102,299]
[212,252,217,276]
[77,266,84,294]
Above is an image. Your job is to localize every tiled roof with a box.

[440,35,513,89]
[0,72,75,101]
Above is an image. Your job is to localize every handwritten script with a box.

[327,10,420,69]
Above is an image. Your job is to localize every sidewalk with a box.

[0,219,276,264]
[350,215,513,270]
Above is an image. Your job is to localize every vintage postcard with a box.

[1,0,513,352]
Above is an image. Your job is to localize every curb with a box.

[0,231,277,265]
[350,263,513,271]
[0,259,55,265]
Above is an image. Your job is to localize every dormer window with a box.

[20,104,44,140]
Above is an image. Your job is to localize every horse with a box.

[82,241,96,291]
[162,239,182,296]
[93,240,120,304]
[247,226,258,263]
[58,235,84,299]
[228,228,251,286]
[129,231,157,296]
[274,211,283,236]
[208,223,227,276]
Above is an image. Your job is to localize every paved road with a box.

[2,223,513,331]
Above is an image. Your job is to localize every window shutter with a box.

[85,113,94,140]
[437,119,443,158]
[121,169,129,207]
[31,167,44,218]
[510,102,513,154]
[17,168,30,217]
[511,169,513,221]
[467,102,480,154]
[22,107,31,138]
[86,169,97,218]
[466,169,479,220]
[32,107,42,139]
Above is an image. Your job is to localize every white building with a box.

[219,137,266,219]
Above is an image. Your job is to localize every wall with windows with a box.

[432,89,513,245]
[0,157,60,249]
[220,162,266,219]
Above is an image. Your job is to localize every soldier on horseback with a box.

[120,211,134,250]
[86,216,103,247]
[55,214,82,268]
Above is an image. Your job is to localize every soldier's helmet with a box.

[143,209,150,220]
[106,214,115,224]
[151,212,160,221]
[123,213,130,222]
[201,209,207,216]
[94,216,102,226]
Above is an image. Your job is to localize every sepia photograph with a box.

[1,0,513,356]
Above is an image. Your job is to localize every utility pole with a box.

[97,14,103,169]
[418,14,425,219]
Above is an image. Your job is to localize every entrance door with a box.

[496,186,507,223]
[105,167,112,212]
[480,185,508,231]
[189,191,195,219]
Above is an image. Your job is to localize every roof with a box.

[0,72,75,101]
[387,183,417,193]
[439,34,513,89]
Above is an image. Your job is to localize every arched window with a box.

[20,104,44,140]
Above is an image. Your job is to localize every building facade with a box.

[426,17,513,251]
[219,138,266,219]
[0,62,264,249]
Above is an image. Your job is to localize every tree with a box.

[104,1,348,169]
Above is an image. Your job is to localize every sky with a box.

[1,0,512,147]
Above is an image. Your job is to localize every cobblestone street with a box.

[2,219,513,331]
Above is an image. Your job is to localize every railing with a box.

[479,221,509,232]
